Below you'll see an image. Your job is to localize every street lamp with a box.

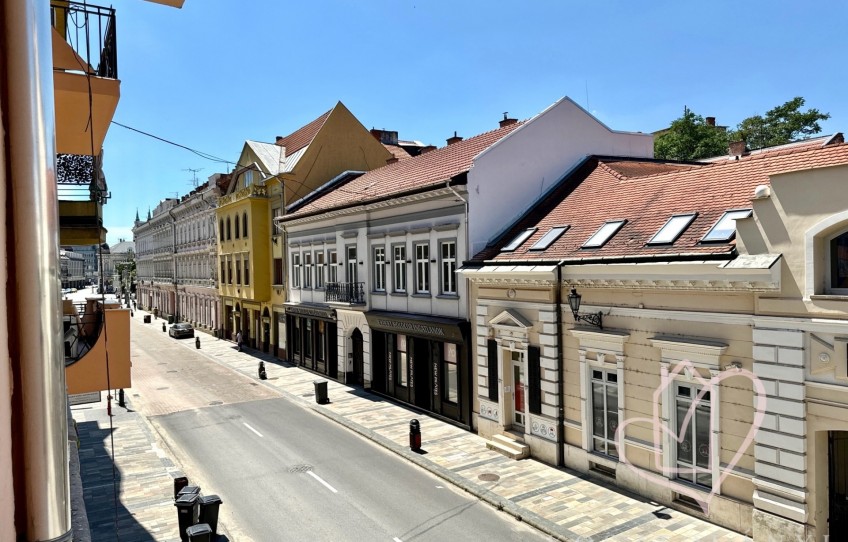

[567,288,603,329]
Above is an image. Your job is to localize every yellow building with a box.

[217,102,393,357]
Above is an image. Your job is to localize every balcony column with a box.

[1,0,72,540]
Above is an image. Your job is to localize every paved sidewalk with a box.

[75,309,749,541]
[183,324,748,542]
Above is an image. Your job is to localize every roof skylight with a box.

[530,226,569,250]
[701,209,752,242]
[501,228,537,252]
[648,214,697,245]
[582,220,626,248]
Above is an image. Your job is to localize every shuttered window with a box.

[528,346,541,414]
[487,339,498,401]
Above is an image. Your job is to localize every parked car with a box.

[168,323,194,339]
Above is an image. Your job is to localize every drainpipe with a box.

[446,178,472,422]
[555,260,566,467]
[2,0,72,539]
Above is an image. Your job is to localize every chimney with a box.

[728,140,747,157]
[370,128,383,141]
[705,117,716,127]
[275,136,284,146]
[371,128,398,146]
[499,112,517,128]
[446,131,463,145]
[419,145,437,154]
[386,157,399,165]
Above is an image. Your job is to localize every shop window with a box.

[316,321,325,361]
[440,240,457,295]
[675,383,712,488]
[397,334,408,387]
[591,368,619,457]
[291,252,301,288]
[443,343,458,403]
[393,244,407,293]
[373,245,386,292]
[415,243,430,294]
[304,319,313,358]
[303,252,312,289]
[315,251,325,289]
[292,318,301,355]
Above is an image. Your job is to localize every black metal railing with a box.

[63,306,104,365]
[325,282,366,304]
[56,152,109,201]
[51,0,118,79]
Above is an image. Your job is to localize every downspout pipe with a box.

[2,0,72,539]
[446,178,473,423]
[555,260,567,467]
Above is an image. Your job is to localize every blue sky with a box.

[102,0,846,244]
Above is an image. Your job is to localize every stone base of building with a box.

[752,509,810,542]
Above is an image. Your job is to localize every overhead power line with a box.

[111,121,235,166]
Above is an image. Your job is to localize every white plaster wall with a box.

[467,97,654,255]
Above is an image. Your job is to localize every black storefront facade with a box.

[285,304,339,380]
[365,311,472,428]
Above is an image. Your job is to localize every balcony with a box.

[325,282,366,305]
[57,153,108,244]
[218,184,267,207]
[63,298,131,394]
[51,0,120,156]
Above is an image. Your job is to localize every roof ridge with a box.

[596,160,628,181]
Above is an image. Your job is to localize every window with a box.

[227,260,232,284]
[346,246,357,284]
[244,256,250,286]
[397,335,408,387]
[220,260,225,284]
[328,250,338,283]
[236,257,241,284]
[649,214,697,245]
[292,318,301,355]
[316,321,325,361]
[304,319,313,358]
[583,220,626,248]
[291,252,301,288]
[415,243,430,294]
[315,251,325,289]
[530,226,569,250]
[701,209,752,242]
[243,169,253,188]
[591,369,619,457]
[273,258,283,286]
[393,245,407,293]
[675,383,711,488]
[440,240,456,294]
[243,213,248,238]
[373,246,386,292]
[226,218,231,240]
[502,228,537,252]
[235,217,240,239]
[443,343,458,403]
[303,252,312,288]
[219,219,224,242]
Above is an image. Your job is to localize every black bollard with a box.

[258,361,267,380]
[162,322,166,332]
[118,389,125,407]
[195,336,201,349]
[409,419,421,452]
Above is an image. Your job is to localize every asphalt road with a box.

[127,315,551,541]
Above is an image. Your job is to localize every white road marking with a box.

[307,471,338,493]
[243,422,263,437]
[393,537,403,542]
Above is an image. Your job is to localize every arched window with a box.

[243,213,248,238]
[226,217,231,240]
[830,230,848,290]
[219,219,224,242]
[235,216,240,239]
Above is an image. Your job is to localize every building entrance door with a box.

[511,351,525,429]
[351,329,363,385]
[829,431,848,533]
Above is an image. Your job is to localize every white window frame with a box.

[303,251,312,289]
[291,252,301,289]
[589,365,620,458]
[673,380,713,488]
[393,244,407,293]
[315,251,325,289]
[414,242,430,294]
[327,249,338,283]
[440,240,457,295]
[373,245,386,292]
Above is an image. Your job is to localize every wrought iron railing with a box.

[56,152,109,202]
[51,0,118,78]
[63,304,104,364]
[325,282,366,304]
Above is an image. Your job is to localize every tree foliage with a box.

[654,107,729,161]
[654,97,830,160]
[733,97,830,150]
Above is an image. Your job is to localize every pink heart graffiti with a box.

[615,359,767,514]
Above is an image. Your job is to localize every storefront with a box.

[365,311,471,428]
[285,304,338,379]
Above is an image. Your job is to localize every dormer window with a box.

[701,209,752,242]
[243,170,253,188]
[648,214,697,245]
[583,220,626,249]
[530,226,569,250]
[501,228,537,252]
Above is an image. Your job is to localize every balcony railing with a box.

[56,152,109,202]
[51,0,118,79]
[218,184,267,206]
[325,282,366,305]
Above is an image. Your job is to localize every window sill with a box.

[810,294,848,301]
[412,293,431,298]
[371,291,387,296]
[390,292,408,297]
[436,294,459,300]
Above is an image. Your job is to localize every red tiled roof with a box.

[480,141,848,263]
[384,144,413,162]
[278,108,332,154]
[288,121,525,217]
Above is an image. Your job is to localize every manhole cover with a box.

[209,401,223,406]
[288,464,313,473]
[478,473,500,482]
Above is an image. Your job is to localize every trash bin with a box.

[144,314,151,324]
[198,494,223,535]
[173,476,189,499]
[186,523,212,542]
[174,493,199,541]
[313,379,328,404]
[177,485,201,499]
[168,315,175,324]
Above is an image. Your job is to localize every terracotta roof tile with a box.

[278,108,332,154]
[384,144,413,162]
[287,121,525,217]
[481,141,848,263]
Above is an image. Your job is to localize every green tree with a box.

[733,97,830,150]
[654,106,729,161]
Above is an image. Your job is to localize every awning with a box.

[284,303,336,321]
[365,311,467,342]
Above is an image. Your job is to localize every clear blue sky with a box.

[102,0,847,245]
